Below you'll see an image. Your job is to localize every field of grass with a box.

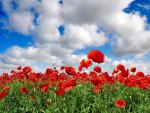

[0,50,150,113]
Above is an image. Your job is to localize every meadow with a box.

[0,50,150,113]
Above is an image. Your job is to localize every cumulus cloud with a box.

[1,0,150,74]
[61,0,132,24]
[62,0,150,56]
[0,45,86,74]
[60,24,108,50]
[111,12,150,56]
[9,12,34,34]
[1,0,36,34]
[33,0,62,43]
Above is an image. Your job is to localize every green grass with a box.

[0,80,150,113]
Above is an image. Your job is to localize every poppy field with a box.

[0,50,150,113]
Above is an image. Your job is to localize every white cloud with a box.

[60,24,108,50]
[62,54,86,66]
[34,17,61,43]
[9,12,34,34]
[33,0,62,43]
[0,45,86,74]
[61,0,150,56]
[110,12,150,56]
[61,0,133,24]
[1,0,150,75]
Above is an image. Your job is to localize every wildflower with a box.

[89,71,97,77]
[87,50,104,63]
[112,69,119,75]
[23,66,32,74]
[45,100,50,105]
[130,67,136,73]
[65,66,76,75]
[3,86,10,91]
[93,66,102,73]
[17,66,22,70]
[116,64,125,71]
[28,74,38,82]
[81,59,93,68]
[65,79,77,87]
[60,66,66,70]
[136,71,144,77]
[55,89,65,96]
[65,86,73,92]
[91,77,102,86]
[115,99,126,108]
[20,87,29,94]
[78,59,93,71]
[93,85,102,93]
[0,90,8,100]
[40,84,49,93]
[45,68,54,75]
[120,69,129,77]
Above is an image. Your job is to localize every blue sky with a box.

[0,0,150,74]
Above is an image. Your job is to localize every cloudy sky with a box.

[0,0,150,74]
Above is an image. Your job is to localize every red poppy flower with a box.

[78,59,93,71]
[57,82,65,90]
[115,99,126,108]
[60,66,66,70]
[23,66,32,74]
[120,69,129,78]
[80,59,93,68]
[139,81,149,90]
[91,77,102,86]
[89,71,97,77]
[28,74,38,82]
[40,84,49,93]
[20,87,29,94]
[3,86,10,91]
[93,66,102,73]
[65,66,76,75]
[58,72,68,80]
[93,85,102,93]
[78,65,83,72]
[45,100,50,105]
[45,68,54,75]
[11,70,15,73]
[136,71,144,77]
[116,64,125,71]
[87,50,104,63]
[65,79,77,87]
[55,89,65,96]
[17,66,22,70]
[0,90,8,100]
[65,86,73,92]
[130,67,136,72]
[112,69,119,76]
